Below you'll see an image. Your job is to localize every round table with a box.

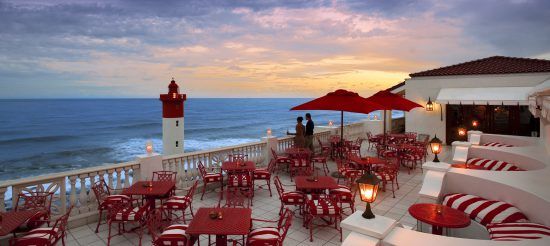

[450,163,487,170]
[408,203,470,235]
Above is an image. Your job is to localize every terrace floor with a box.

[63,146,452,246]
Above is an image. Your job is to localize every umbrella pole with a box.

[383,110,387,146]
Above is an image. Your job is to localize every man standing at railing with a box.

[305,113,315,152]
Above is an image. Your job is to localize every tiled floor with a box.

[63,146,452,246]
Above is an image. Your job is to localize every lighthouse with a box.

[159,78,187,155]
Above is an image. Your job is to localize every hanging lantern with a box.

[426,97,434,111]
[356,173,381,219]
[429,135,443,162]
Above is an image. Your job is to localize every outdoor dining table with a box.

[349,155,386,173]
[408,203,470,235]
[122,180,176,210]
[0,210,43,236]
[285,147,311,158]
[295,176,338,194]
[221,161,256,172]
[186,207,252,246]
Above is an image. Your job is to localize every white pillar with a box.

[451,141,472,163]
[262,136,278,165]
[137,153,163,181]
[341,211,398,244]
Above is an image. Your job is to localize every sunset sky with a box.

[0,0,549,98]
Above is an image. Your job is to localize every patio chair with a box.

[335,159,361,187]
[12,191,54,235]
[152,171,177,182]
[198,161,223,200]
[274,176,305,215]
[148,208,190,246]
[91,179,131,233]
[228,153,248,163]
[329,184,355,215]
[163,180,198,224]
[289,153,312,181]
[374,160,400,198]
[107,199,152,246]
[226,172,254,206]
[253,159,276,197]
[311,144,330,175]
[304,194,342,242]
[401,146,424,174]
[270,148,292,174]
[348,137,364,156]
[10,206,73,246]
[366,132,380,151]
[316,137,331,155]
[247,208,293,246]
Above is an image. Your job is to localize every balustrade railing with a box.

[0,121,368,224]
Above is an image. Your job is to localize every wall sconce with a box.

[429,135,443,162]
[146,140,154,155]
[472,120,479,128]
[426,97,434,111]
[356,173,381,219]
[267,128,272,137]
[458,126,467,137]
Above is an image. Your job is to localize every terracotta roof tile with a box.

[409,56,550,77]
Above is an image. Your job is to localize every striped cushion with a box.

[22,227,59,243]
[312,156,326,163]
[281,191,305,203]
[204,173,222,182]
[442,193,528,226]
[483,142,514,147]
[380,150,397,158]
[114,205,148,221]
[307,198,340,215]
[253,169,271,179]
[375,171,393,181]
[99,195,130,209]
[466,158,524,171]
[163,196,191,209]
[292,159,309,167]
[329,185,353,202]
[339,168,361,178]
[487,222,550,241]
[247,227,280,244]
[402,153,423,160]
[156,224,189,246]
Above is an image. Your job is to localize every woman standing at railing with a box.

[287,116,305,148]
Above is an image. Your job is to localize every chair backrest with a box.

[228,173,252,188]
[278,208,293,244]
[153,171,177,182]
[15,191,54,213]
[197,161,207,178]
[53,205,73,237]
[274,176,284,197]
[366,131,373,139]
[186,180,199,199]
[266,159,277,173]
[417,133,430,144]
[147,208,163,241]
[228,153,248,162]
[91,180,111,205]
[270,148,279,159]
[222,188,250,208]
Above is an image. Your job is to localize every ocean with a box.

[0,99,403,181]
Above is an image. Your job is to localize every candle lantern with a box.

[429,135,443,162]
[356,173,381,219]
[267,128,272,137]
[328,120,334,126]
[472,120,479,128]
[146,140,154,155]
[457,126,467,137]
[426,97,434,111]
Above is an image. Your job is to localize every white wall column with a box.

[137,153,163,181]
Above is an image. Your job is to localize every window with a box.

[176,120,179,127]
[176,141,179,147]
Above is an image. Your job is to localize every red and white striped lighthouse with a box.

[159,78,187,155]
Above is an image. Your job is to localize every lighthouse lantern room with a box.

[159,78,187,155]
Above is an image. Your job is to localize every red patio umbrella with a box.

[365,90,423,143]
[291,89,383,143]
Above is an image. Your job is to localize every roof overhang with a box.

[435,87,532,105]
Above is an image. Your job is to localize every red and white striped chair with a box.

[304,195,342,242]
[10,206,73,246]
[274,176,305,215]
[107,200,152,246]
[163,180,198,224]
[401,146,424,174]
[336,159,361,187]
[247,208,293,246]
[329,184,355,214]
[227,172,254,206]
[91,180,130,233]
[486,222,550,241]
[198,161,223,200]
[289,154,313,181]
[374,163,399,198]
[442,193,528,226]
[148,208,190,246]
[253,159,276,197]
[271,148,293,174]
[466,158,524,171]
[483,142,514,147]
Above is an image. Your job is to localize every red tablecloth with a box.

[408,203,470,235]
[187,207,252,246]
[221,161,256,172]
[295,176,338,191]
[122,181,176,197]
[0,210,43,236]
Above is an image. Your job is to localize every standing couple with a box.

[287,113,314,151]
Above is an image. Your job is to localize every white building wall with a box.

[405,73,550,144]
[162,117,184,155]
